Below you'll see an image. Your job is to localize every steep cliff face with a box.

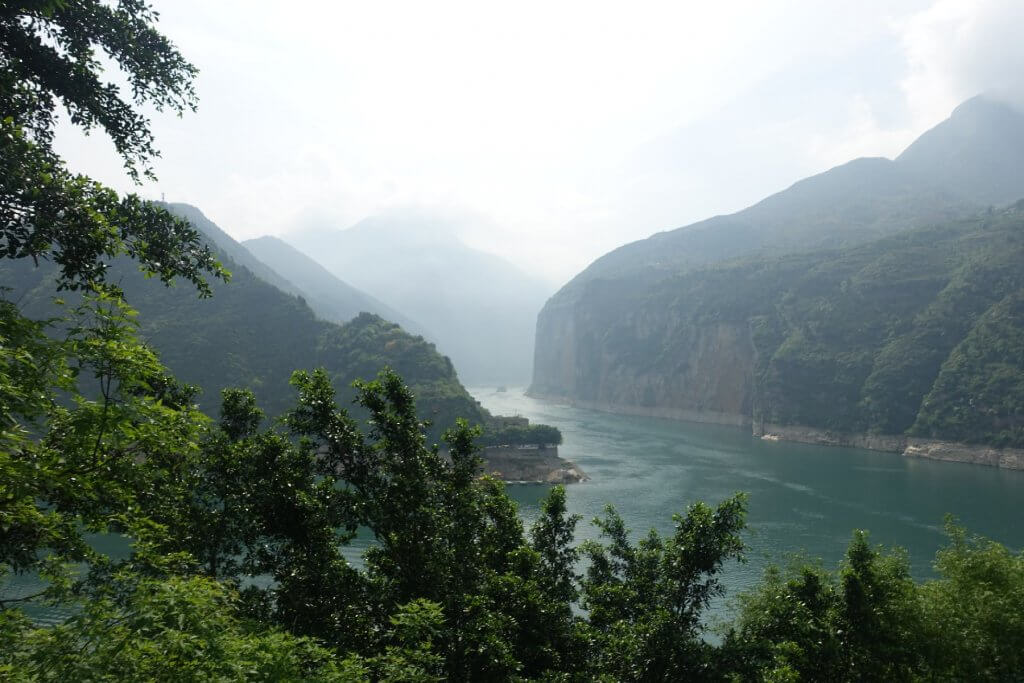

[531,294,579,398]
[533,260,762,422]
[532,203,1024,449]
[536,316,756,426]
[532,98,1024,451]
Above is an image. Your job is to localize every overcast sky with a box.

[56,0,1024,286]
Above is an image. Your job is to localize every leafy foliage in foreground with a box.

[0,0,227,295]
[0,248,1018,680]
[3,315,1024,680]
[725,524,1024,682]
[0,290,748,679]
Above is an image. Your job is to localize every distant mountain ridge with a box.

[242,235,425,334]
[554,96,1023,297]
[531,96,1024,455]
[287,209,553,386]
[897,96,1024,207]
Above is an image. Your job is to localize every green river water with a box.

[473,387,1024,603]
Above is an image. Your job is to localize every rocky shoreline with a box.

[526,391,1024,471]
[525,390,752,427]
[755,423,1024,470]
[480,446,588,484]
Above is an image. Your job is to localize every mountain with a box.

[552,96,1024,298]
[897,96,1024,207]
[287,208,553,386]
[531,97,1024,451]
[242,235,424,334]
[1,204,487,436]
[164,203,302,298]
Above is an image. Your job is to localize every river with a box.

[10,386,1023,627]
[471,387,1024,604]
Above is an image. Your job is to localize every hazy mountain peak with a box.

[345,207,464,245]
[896,94,1024,207]
[285,208,553,385]
[949,93,1022,119]
[548,95,1022,309]
[241,235,425,335]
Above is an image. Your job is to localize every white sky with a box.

[55,0,1024,286]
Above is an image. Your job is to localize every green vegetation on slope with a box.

[914,290,1024,446]
[747,206,1024,442]
[534,98,1024,450]
[537,204,1024,447]
[1,247,487,439]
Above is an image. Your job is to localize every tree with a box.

[0,569,364,681]
[1,0,225,619]
[918,520,1024,680]
[725,532,926,682]
[0,293,208,605]
[1,0,227,293]
[578,495,747,680]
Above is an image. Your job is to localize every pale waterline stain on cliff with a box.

[526,390,1024,471]
[758,423,1024,470]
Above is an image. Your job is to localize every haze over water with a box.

[472,387,1024,598]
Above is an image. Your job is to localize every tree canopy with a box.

[0,0,226,294]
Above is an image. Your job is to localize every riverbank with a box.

[524,390,750,427]
[756,423,1024,470]
[524,390,1023,471]
[481,446,588,484]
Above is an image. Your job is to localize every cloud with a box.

[901,0,1024,119]
[51,0,1024,285]
[806,95,919,169]
[803,0,1024,181]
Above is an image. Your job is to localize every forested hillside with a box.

[0,218,487,435]
[535,203,1024,447]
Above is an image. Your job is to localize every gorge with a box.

[531,96,1024,467]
